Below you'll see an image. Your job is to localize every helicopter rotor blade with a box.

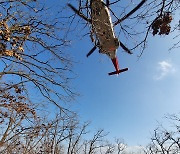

[114,0,146,26]
[106,0,110,6]
[86,46,97,57]
[120,41,132,54]
[67,3,91,23]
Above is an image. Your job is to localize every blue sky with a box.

[70,33,180,146]
[41,0,180,146]
[67,11,180,146]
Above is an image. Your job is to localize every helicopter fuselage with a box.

[90,0,119,59]
[67,0,129,75]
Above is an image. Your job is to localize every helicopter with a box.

[68,0,143,75]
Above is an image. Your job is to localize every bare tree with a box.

[0,90,130,154]
[144,113,180,154]
[0,0,78,112]
[0,0,81,152]
[115,138,127,154]
[0,101,76,154]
